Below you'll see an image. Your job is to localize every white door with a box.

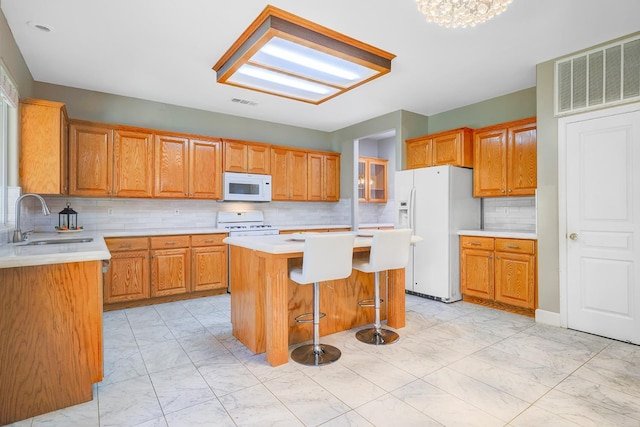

[564,106,640,344]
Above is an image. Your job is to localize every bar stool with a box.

[354,228,412,345]
[289,233,355,366]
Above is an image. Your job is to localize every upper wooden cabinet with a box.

[271,147,307,201]
[70,122,154,198]
[113,129,154,198]
[473,117,537,197]
[223,139,270,174]
[308,152,340,202]
[358,156,388,203]
[69,121,114,197]
[405,128,473,170]
[154,134,222,199]
[19,99,69,195]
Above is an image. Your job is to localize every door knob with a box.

[569,233,578,241]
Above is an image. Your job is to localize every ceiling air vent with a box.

[555,34,640,116]
[231,98,257,106]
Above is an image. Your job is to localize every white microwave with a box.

[222,172,272,202]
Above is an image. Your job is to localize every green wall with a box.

[427,87,537,133]
[34,82,331,150]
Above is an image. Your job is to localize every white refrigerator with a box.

[395,165,480,302]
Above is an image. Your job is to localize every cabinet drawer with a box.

[191,233,227,247]
[460,236,494,250]
[106,237,149,252]
[150,235,190,249]
[495,238,535,254]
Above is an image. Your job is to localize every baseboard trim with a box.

[535,309,561,326]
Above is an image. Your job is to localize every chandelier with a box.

[416,0,513,28]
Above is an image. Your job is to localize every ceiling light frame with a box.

[213,5,395,104]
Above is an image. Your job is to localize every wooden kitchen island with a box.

[224,233,410,367]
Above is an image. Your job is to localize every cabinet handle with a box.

[204,239,215,243]
[470,242,482,246]
[508,189,512,193]
[489,255,493,259]
[165,241,177,245]
[506,244,520,249]
[496,256,500,260]
[120,243,132,248]
[500,189,505,193]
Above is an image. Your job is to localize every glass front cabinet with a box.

[358,156,388,203]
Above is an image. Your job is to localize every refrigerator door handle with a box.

[409,187,416,233]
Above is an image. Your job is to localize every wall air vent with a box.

[555,34,640,116]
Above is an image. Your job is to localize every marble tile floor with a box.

[6,293,640,427]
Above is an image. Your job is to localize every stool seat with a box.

[289,233,355,366]
[353,229,412,345]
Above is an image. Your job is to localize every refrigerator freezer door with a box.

[394,169,415,291]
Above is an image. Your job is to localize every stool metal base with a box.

[291,344,341,366]
[356,328,399,345]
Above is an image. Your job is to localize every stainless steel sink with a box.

[23,238,94,245]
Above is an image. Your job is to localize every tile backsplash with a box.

[11,195,353,234]
[482,196,536,232]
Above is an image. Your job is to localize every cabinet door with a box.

[150,248,190,297]
[69,123,113,197]
[307,153,324,201]
[507,121,537,196]
[289,150,308,201]
[460,248,494,300]
[323,154,340,201]
[224,141,247,172]
[406,138,432,169]
[113,129,154,198]
[247,143,270,174]
[154,134,189,198]
[192,246,228,291]
[473,128,507,197]
[494,252,535,309]
[190,138,222,199]
[19,99,69,195]
[368,158,387,202]
[357,160,366,201]
[433,132,460,166]
[104,250,150,304]
[270,147,290,200]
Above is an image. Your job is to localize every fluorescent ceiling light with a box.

[213,5,395,104]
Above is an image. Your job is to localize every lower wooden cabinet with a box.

[103,233,228,310]
[150,235,191,297]
[191,234,228,292]
[460,235,537,316]
[104,237,150,304]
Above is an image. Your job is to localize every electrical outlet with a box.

[174,209,180,216]
[107,208,114,216]
[502,207,509,214]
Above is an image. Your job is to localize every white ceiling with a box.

[2,0,640,132]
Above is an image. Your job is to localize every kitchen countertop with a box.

[0,225,399,269]
[224,232,422,255]
[276,224,351,231]
[457,229,537,239]
[0,228,230,269]
[0,232,111,269]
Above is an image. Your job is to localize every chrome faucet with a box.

[13,193,51,243]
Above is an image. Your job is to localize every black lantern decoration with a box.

[58,203,78,230]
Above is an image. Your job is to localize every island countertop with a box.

[223,231,422,254]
